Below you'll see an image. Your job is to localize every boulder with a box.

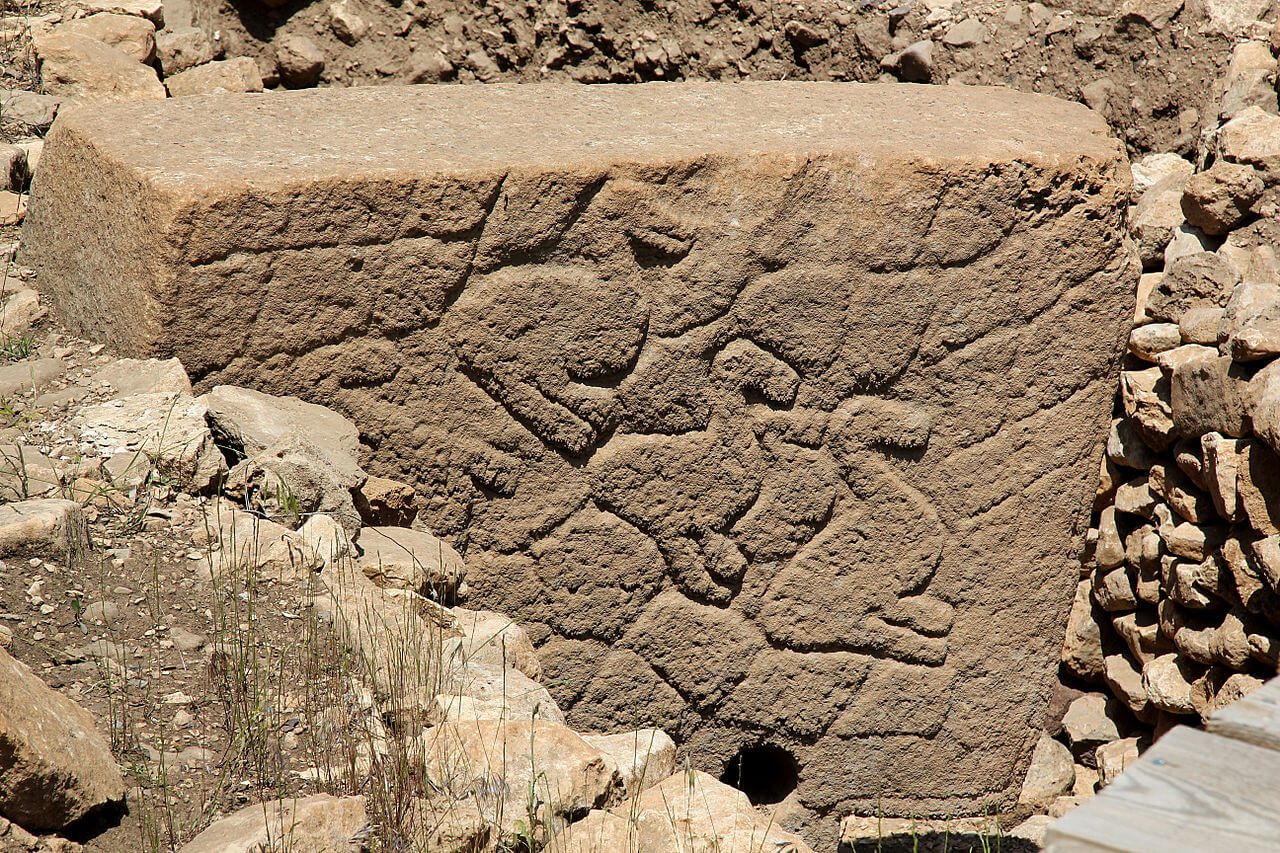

[0,90,61,129]
[1062,580,1106,682]
[1131,173,1189,269]
[1061,694,1123,757]
[1219,106,1280,179]
[193,498,323,582]
[1095,736,1141,787]
[1141,653,1199,714]
[79,0,164,24]
[0,357,64,397]
[355,525,465,598]
[166,57,264,97]
[580,728,678,797]
[1237,440,1280,535]
[275,34,325,87]
[0,645,124,830]
[177,795,366,853]
[1181,161,1263,235]
[297,512,352,566]
[1203,433,1246,521]
[0,499,88,561]
[423,718,621,837]
[73,392,224,492]
[19,82,1137,826]
[52,13,155,63]
[1221,282,1280,361]
[1130,152,1193,197]
[446,607,541,681]
[1145,251,1240,324]
[1128,322,1181,360]
[0,288,45,337]
[203,385,361,460]
[89,357,191,398]
[557,770,814,853]
[156,26,214,76]
[1247,358,1280,455]
[33,31,164,105]
[353,475,417,526]
[1018,734,1075,809]
[1170,352,1250,439]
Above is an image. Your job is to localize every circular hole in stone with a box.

[720,743,800,805]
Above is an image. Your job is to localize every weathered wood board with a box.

[1043,723,1280,852]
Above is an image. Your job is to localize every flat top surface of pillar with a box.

[62,81,1118,185]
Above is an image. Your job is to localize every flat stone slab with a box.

[21,82,1134,847]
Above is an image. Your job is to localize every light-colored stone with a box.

[1248,358,1280,456]
[1061,693,1123,754]
[54,13,155,63]
[33,32,165,105]
[90,356,191,399]
[1141,653,1198,714]
[203,384,360,461]
[1203,0,1272,35]
[1178,304,1223,344]
[74,392,223,492]
[424,718,621,837]
[275,34,325,87]
[165,57,264,97]
[1170,352,1250,439]
[355,525,465,598]
[79,0,164,24]
[0,644,124,830]
[1237,440,1280,535]
[1131,173,1189,268]
[328,0,368,44]
[176,795,366,853]
[1128,322,1181,360]
[353,475,416,526]
[1181,161,1264,235]
[156,26,214,76]
[1222,281,1280,361]
[297,513,352,566]
[1063,579,1105,682]
[0,288,43,338]
[1108,418,1160,469]
[446,607,540,681]
[0,444,59,500]
[1219,106,1280,178]
[1095,736,1141,787]
[1146,251,1240,324]
[0,90,60,129]
[20,82,1137,825]
[1130,152,1192,197]
[1103,652,1150,716]
[1019,734,1075,809]
[561,770,814,853]
[1163,224,1217,270]
[193,497,323,581]
[581,728,677,797]
[0,498,88,561]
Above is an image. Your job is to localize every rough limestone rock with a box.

[33,31,165,105]
[355,525,466,598]
[0,645,125,830]
[580,728,678,797]
[177,795,366,853]
[20,82,1134,836]
[1018,734,1075,809]
[165,57,265,97]
[0,499,89,561]
[558,770,815,853]
[52,13,156,64]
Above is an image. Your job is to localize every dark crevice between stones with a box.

[721,742,800,805]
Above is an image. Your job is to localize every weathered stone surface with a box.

[447,607,541,680]
[0,645,125,830]
[355,525,465,598]
[580,728,677,797]
[177,795,366,853]
[559,770,814,853]
[1131,173,1188,268]
[424,718,620,836]
[1018,734,1075,809]
[166,57,264,97]
[0,498,88,563]
[1062,693,1123,756]
[73,391,223,492]
[53,13,156,63]
[156,26,214,76]
[1181,161,1263,235]
[1146,251,1241,324]
[33,31,164,105]
[193,497,323,581]
[1095,736,1141,787]
[21,82,1134,830]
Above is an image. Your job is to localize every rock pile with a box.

[1064,33,1280,766]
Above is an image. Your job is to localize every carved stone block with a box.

[22,82,1135,847]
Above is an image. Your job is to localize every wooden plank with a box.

[1043,726,1280,852]
[1205,675,1280,754]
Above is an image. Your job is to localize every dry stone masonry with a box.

[21,81,1136,842]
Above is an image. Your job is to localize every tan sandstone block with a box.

[21,82,1134,839]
